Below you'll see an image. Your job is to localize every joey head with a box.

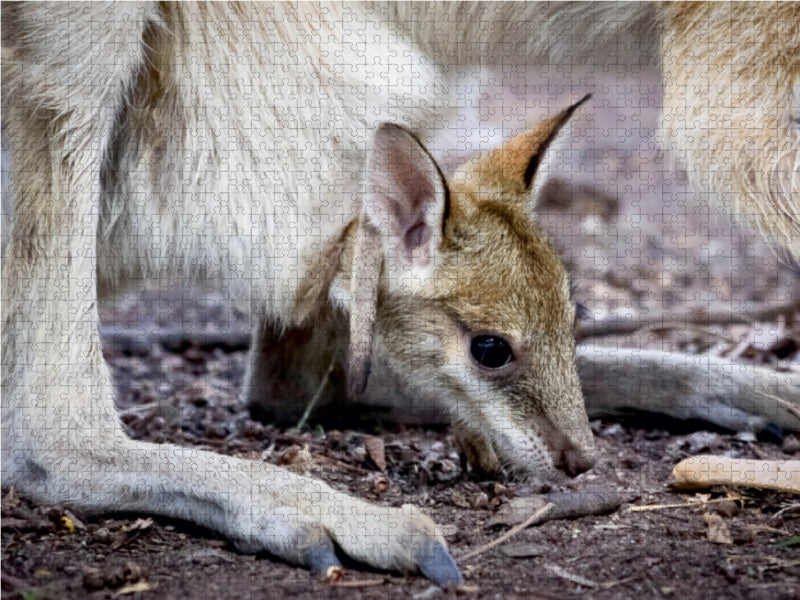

[252,97,596,483]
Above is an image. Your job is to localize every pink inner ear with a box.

[389,169,436,251]
[368,124,447,270]
[404,221,431,249]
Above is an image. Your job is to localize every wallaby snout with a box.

[555,444,596,478]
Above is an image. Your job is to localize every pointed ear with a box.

[454,94,591,207]
[365,123,449,289]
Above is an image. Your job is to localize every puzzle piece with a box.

[2,3,799,598]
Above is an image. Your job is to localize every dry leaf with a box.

[60,515,75,532]
[63,509,86,530]
[372,475,389,494]
[123,518,154,532]
[704,513,733,544]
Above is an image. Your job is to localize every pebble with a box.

[82,567,105,591]
[714,500,740,519]
[782,435,800,455]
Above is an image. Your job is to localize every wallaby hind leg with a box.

[577,345,800,434]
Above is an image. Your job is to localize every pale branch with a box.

[575,301,800,340]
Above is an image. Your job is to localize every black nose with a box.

[556,448,595,478]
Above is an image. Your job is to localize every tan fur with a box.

[2,1,799,584]
[660,2,800,256]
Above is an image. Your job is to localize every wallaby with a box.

[3,1,799,588]
[1,2,593,582]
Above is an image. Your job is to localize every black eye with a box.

[574,302,591,326]
[470,335,513,369]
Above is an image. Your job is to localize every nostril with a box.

[558,448,594,478]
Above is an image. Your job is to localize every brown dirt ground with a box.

[2,292,800,600]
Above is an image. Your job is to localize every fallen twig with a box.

[296,357,336,430]
[575,301,800,340]
[486,488,631,527]
[312,454,370,474]
[329,578,387,588]
[544,564,598,589]
[460,503,554,561]
[672,456,800,494]
[626,494,742,513]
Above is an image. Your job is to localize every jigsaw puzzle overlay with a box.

[2,3,799,598]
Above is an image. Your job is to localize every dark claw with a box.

[303,541,342,575]
[415,541,464,588]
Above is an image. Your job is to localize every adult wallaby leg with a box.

[2,1,158,500]
[577,346,800,433]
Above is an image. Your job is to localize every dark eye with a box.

[470,335,513,369]
[574,302,591,326]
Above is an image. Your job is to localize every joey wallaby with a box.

[249,106,597,480]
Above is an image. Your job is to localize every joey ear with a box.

[365,123,449,286]
[347,124,447,398]
[454,94,591,206]
[347,216,382,399]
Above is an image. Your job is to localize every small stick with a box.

[626,496,742,512]
[672,456,800,494]
[758,390,800,422]
[544,564,598,589]
[575,301,800,340]
[296,357,336,430]
[460,502,554,561]
[312,454,370,474]
[329,578,386,588]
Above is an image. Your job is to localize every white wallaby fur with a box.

[2,1,799,585]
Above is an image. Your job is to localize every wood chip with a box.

[115,581,155,595]
[323,565,344,583]
[672,456,800,494]
[364,435,386,471]
[276,445,314,470]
